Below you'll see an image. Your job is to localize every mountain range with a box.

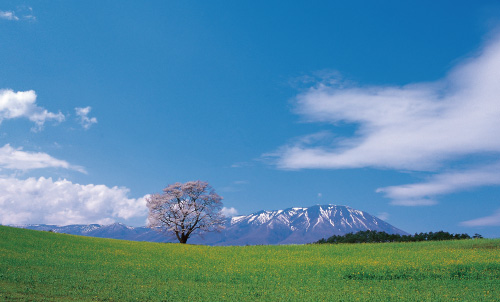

[11,204,407,245]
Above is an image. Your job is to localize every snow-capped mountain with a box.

[211,204,407,245]
[11,204,407,245]
[12,223,154,240]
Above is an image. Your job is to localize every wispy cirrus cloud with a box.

[461,210,500,227]
[221,207,238,217]
[0,89,65,131]
[377,163,500,206]
[0,7,35,22]
[275,35,500,171]
[376,212,390,221]
[0,176,147,225]
[219,180,249,193]
[0,10,18,21]
[270,33,500,211]
[0,144,86,173]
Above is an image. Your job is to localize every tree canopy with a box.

[147,181,225,244]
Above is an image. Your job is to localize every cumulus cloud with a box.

[0,89,65,131]
[0,144,85,173]
[274,35,500,171]
[461,210,500,227]
[75,106,97,130]
[0,176,148,225]
[377,163,500,206]
[221,207,238,217]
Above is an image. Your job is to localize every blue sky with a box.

[1,1,500,237]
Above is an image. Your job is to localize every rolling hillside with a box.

[1,225,499,301]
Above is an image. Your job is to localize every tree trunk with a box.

[179,234,188,244]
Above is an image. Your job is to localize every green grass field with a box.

[1,226,499,301]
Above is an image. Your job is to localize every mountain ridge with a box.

[10,204,407,245]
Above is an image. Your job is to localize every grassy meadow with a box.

[1,226,500,301]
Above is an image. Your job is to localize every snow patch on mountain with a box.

[10,204,407,245]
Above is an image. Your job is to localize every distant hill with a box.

[11,204,407,245]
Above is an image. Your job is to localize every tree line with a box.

[315,230,483,244]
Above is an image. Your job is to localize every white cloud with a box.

[461,209,500,227]
[0,7,35,22]
[270,34,500,208]
[377,163,500,206]
[0,89,65,131]
[75,106,97,130]
[274,35,500,171]
[0,10,18,21]
[0,176,148,225]
[21,6,36,21]
[221,207,238,217]
[376,212,390,221]
[0,144,86,173]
